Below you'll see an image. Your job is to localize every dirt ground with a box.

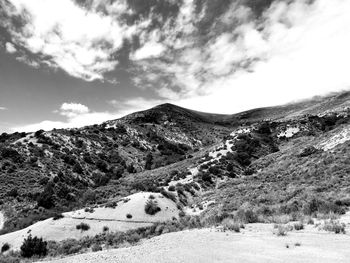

[40,223,350,263]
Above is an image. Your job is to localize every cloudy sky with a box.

[0,0,350,132]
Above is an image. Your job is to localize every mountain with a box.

[0,91,350,260]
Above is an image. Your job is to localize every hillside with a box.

[0,91,350,261]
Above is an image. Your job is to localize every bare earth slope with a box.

[41,224,350,263]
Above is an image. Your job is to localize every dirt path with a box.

[41,224,350,263]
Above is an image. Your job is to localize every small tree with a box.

[145,200,161,215]
[20,235,47,258]
[144,153,153,170]
[37,183,55,209]
[72,163,84,174]
[1,243,10,253]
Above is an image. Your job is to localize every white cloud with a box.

[0,107,7,111]
[3,0,135,80]
[5,42,17,53]
[59,102,90,118]
[131,42,166,60]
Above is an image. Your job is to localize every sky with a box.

[0,0,350,133]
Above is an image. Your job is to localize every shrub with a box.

[293,222,304,231]
[105,201,118,208]
[145,200,161,215]
[323,220,346,234]
[82,189,96,203]
[168,185,176,191]
[1,243,10,253]
[103,226,109,232]
[178,211,185,217]
[37,183,55,209]
[84,207,94,213]
[6,189,18,198]
[91,244,102,252]
[274,225,288,236]
[53,213,64,220]
[76,223,90,231]
[72,163,84,174]
[299,146,320,157]
[161,189,177,202]
[307,217,314,225]
[20,235,47,258]
[126,213,132,219]
[58,239,82,255]
[221,218,243,232]
[236,208,259,223]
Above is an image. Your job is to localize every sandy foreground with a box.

[40,224,350,263]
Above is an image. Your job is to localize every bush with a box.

[161,189,177,202]
[145,200,161,215]
[126,213,133,219]
[299,146,320,157]
[37,183,55,209]
[103,226,109,232]
[168,185,176,192]
[91,244,102,252]
[20,235,47,258]
[293,222,304,231]
[57,239,82,255]
[1,243,10,253]
[76,223,90,231]
[221,218,243,232]
[84,207,94,213]
[275,225,288,236]
[236,208,259,223]
[323,220,346,234]
[72,163,84,174]
[53,213,64,220]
